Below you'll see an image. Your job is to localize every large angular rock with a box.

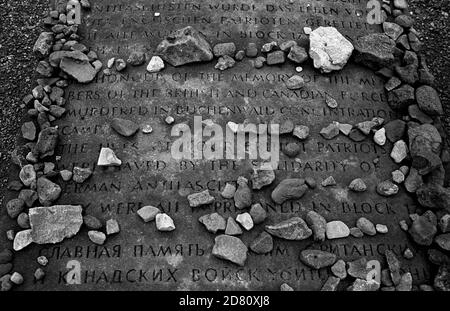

[271,179,308,204]
[49,50,89,67]
[37,177,61,205]
[309,27,354,73]
[198,213,226,234]
[416,85,443,116]
[33,127,58,159]
[97,147,122,167]
[408,124,442,172]
[29,205,83,244]
[388,84,415,110]
[265,217,312,240]
[409,215,437,246]
[347,258,371,279]
[60,55,98,83]
[212,235,248,266]
[416,184,450,212]
[354,33,396,70]
[33,32,54,58]
[225,217,243,236]
[156,26,213,67]
[299,250,337,269]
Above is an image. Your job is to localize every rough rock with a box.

[234,177,252,208]
[17,213,30,229]
[6,199,25,219]
[213,42,236,57]
[72,167,92,184]
[416,85,443,116]
[249,204,267,224]
[404,168,423,193]
[33,127,58,159]
[409,105,433,124]
[321,176,337,187]
[354,33,396,69]
[199,213,226,233]
[321,276,340,291]
[266,51,285,65]
[376,180,399,197]
[348,257,372,279]
[37,177,61,205]
[434,265,450,291]
[0,250,13,265]
[245,42,258,57]
[187,190,215,207]
[299,250,337,269]
[156,213,176,232]
[33,32,54,58]
[435,234,450,251]
[250,231,273,254]
[10,272,24,285]
[288,45,308,64]
[271,179,308,204]
[440,215,450,233]
[212,235,248,266]
[293,125,310,140]
[146,56,165,73]
[88,231,106,245]
[357,217,376,236]
[388,84,415,110]
[326,221,350,239]
[106,219,120,235]
[385,119,406,142]
[280,283,294,291]
[221,183,236,199]
[29,205,83,244]
[309,27,354,73]
[156,26,213,66]
[285,75,304,90]
[225,217,243,236]
[331,260,347,279]
[416,184,450,212]
[325,94,338,108]
[265,217,312,240]
[350,227,364,238]
[21,121,36,141]
[236,213,254,231]
[127,51,146,66]
[0,274,12,291]
[305,211,327,241]
[396,273,413,291]
[283,143,301,158]
[349,279,380,291]
[137,206,161,222]
[320,122,340,139]
[376,224,389,234]
[60,56,98,83]
[83,215,102,230]
[383,22,403,41]
[349,178,367,192]
[97,147,122,166]
[409,215,437,246]
[251,164,275,190]
[374,128,386,146]
[111,118,140,137]
[215,55,235,70]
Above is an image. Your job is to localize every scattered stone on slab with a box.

[213,42,236,57]
[305,211,326,241]
[376,180,399,197]
[142,124,153,134]
[271,178,308,204]
[385,250,402,285]
[392,170,405,184]
[349,178,367,192]
[37,177,61,205]
[111,117,140,137]
[384,76,402,92]
[283,143,301,158]
[72,167,92,184]
[326,221,350,239]
[350,227,364,238]
[251,164,275,190]
[353,33,395,70]
[0,274,12,291]
[249,203,267,225]
[146,56,165,73]
[388,84,416,110]
[266,51,285,65]
[106,219,120,235]
[88,231,106,245]
[33,32,54,58]
[236,213,254,231]
[155,213,176,232]
[137,206,161,223]
[199,213,226,234]
[265,217,312,240]
[13,229,33,251]
[383,22,403,41]
[6,199,25,219]
[34,268,45,281]
[285,75,305,90]
[338,123,353,136]
[299,250,337,269]
[279,40,297,52]
[261,41,277,53]
[325,94,338,108]
[293,125,310,140]
[321,276,340,291]
[404,168,423,193]
[225,217,243,236]
[60,55,98,83]
[350,279,380,291]
[17,213,30,229]
[187,190,215,207]
[165,116,175,125]
[357,217,376,236]
[321,176,336,187]
[221,183,236,199]
[29,205,83,244]
[435,234,450,251]
[309,26,354,73]
[115,58,127,72]
[347,257,371,279]
[60,169,73,181]
[434,265,450,291]
[320,122,340,139]
[127,51,146,66]
[376,224,389,234]
[287,45,309,64]
[10,272,24,285]
[97,147,122,167]
[250,231,273,254]
[215,55,235,71]
[21,122,36,141]
[156,26,213,67]
[373,128,386,146]
[33,127,58,159]
[415,85,443,116]
[234,176,252,208]
[253,56,266,69]
[235,50,245,61]
[212,235,248,266]
[280,283,294,291]
[331,260,347,279]
[396,273,413,291]
[404,248,414,259]
[245,42,258,58]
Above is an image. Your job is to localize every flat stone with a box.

[213,42,236,57]
[225,217,243,236]
[265,217,312,240]
[234,177,252,208]
[416,184,450,212]
[60,169,73,181]
[251,164,275,190]
[106,219,120,235]
[279,40,297,52]
[187,190,215,207]
[97,147,122,167]
[285,75,304,90]
[357,217,376,236]
[199,213,226,233]
[395,15,414,28]
[72,167,92,184]
[374,128,386,146]
[0,250,13,265]
[88,231,106,245]
[305,211,327,241]
[18,190,38,208]
[348,257,371,279]
[388,84,415,110]
[212,235,248,266]
[137,206,161,222]
[245,42,258,58]
[350,279,380,291]
[383,22,403,41]
[280,283,294,291]
[83,215,102,230]
[320,122,340,139]
[326,221,350,239]
[271,179,308,204]
[146,56,165,73]
[416,85,443,116]
[37,177,61,205]
[376,224,389,234]
[354,33,396,70]
[350,227,364,238]
[299,250,337,269]
[261,41,277,53]
[338,123,353,136]
[384,77,402,92]
[325,94,338,108]
[236,213,254,231]
[156,213,176,232]
[156,26,213,67]
[250,231,273,254]
[331,260,347,279]
[249,204,267,225]
[309,27,354,73]
[111,118,140,137]
[29,205,83,244]
[13,229,33,251]
[404,168,423,193]
[60,56,98,83]
[17,213,30,229]
[396,273,413,291]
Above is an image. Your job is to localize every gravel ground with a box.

[0,1,449,210]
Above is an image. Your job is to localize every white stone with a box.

[374,128,386,146]
[106,219,120,235]
[137,206,161,222]
[147,56,165,73]
[227,121,239,133]
[165,116,175,125]
[156,213,176,232]
[10,272,24,285]
[326,221,350,239]
[391,140,408,164]
[13,229,33,251]
[295,66,303,72]
[236,213,254,231]
[338,123,353,136]
[107,57,115,69]
[97,147,122,167]
[376,224,388,234]
[37,256,48,266]
[309,27,354,73]
[392,170,405,184]
[88,231,106,245]
[303,27,312,35]
[142,124,153,134]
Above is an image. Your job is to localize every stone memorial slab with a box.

[0,0,439,291]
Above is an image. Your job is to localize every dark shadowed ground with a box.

[0,0,449,209]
